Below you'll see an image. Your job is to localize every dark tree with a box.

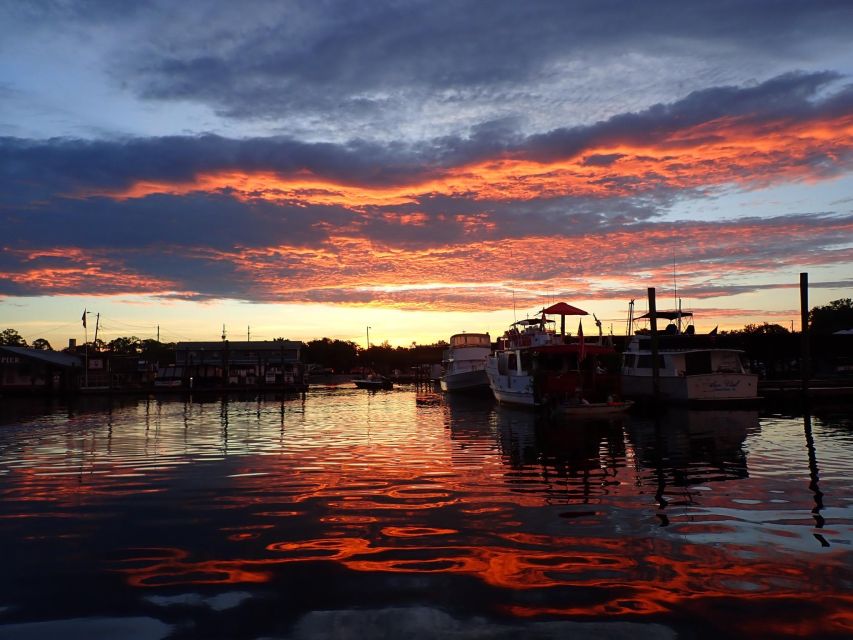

[31,338,53,350]
[108,336,142,354]
[0,328,27,346]
[741,322,790,335]
[302,338,359,372]
[809,298,853,335]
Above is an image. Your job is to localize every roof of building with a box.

[175,340,303,350]
[0,346,82,368]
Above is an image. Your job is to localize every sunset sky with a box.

[2,1,853,347]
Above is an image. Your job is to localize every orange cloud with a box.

[89,113,853,208]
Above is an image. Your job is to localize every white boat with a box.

[621,310,758,404]
[440,332,491,392]
[485,303,625,409]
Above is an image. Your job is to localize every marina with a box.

[0,388,850,639]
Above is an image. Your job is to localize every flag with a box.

[82,309,87,328]
[578,319,585,361]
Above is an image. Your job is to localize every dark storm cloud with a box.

[107,0,853,123]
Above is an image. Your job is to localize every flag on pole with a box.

[82,309,87,328]
[578,319,585,361]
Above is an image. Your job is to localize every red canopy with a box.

[541,302,588,336]
[541,302,588,316]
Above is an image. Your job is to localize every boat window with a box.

[685,351,712,374]
[508,353,517,372]
[714,351,743,373]
[637,355,665,369]
[520,352,533,372]
[498,353,507,375]
[623,354,636,368]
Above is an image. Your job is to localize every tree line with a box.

[2,299,851,372]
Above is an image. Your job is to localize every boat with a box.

[484,302,627,413]
[552,399,634,418]
[353,374,393,390]
[439,332,491,392]
[621,310,758,404]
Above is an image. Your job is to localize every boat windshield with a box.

[449,333,491,348]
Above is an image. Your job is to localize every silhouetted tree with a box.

[0,328,27,346]
[303,338,359,372]
[741,322,790,335]
[31,338,53,350]
[108,336,142,354]
[809,298,853,334]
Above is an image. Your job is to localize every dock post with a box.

[800,272,810,395]
[648,287,661,404]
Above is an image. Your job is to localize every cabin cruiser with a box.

[621,310,758,403]
[485,303,629,414]
[440,332,491,392]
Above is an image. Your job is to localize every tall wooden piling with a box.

[648,287,661,403]
[800,272,810,394]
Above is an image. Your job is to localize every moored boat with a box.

[552,399,634,418]
[485,302,625,410]
[440,332,491,392]
[621,310,758,404]
[353,374,393,390]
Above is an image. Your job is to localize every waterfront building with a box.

[0,346,82,394]
[168,340,307,391]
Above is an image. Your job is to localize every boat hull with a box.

[622,372,758,403]
[440,369,489,392]
[353,379,393,390]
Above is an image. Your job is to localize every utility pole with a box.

[93,313,100,349]
[157,325,160,342]
[247,326,251,341]
[366,326,371,349]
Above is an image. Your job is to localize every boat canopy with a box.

[541,302,588,316]
[512,318,552,326]
[637,310,693,320]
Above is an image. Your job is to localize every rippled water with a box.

[0,387,851,639]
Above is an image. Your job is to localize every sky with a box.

[2,0,853,348]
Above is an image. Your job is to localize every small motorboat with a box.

[353,375,393,390]
[552,399,634,418]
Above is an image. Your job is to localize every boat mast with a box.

[626,299,635,336]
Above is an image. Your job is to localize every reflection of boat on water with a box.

[440,332,491,392]
[627,408,760,485]
[622,310,758,404]
[353,375,393,390]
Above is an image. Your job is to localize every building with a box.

[0,346,82,394]
[165,340,307,391]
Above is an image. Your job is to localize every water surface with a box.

[0,388,851,639]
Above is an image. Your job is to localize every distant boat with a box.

[353,374,393,390]
[440,332,491,392]
[621,310,758,404]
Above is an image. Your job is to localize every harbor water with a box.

[0,387,851,639]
